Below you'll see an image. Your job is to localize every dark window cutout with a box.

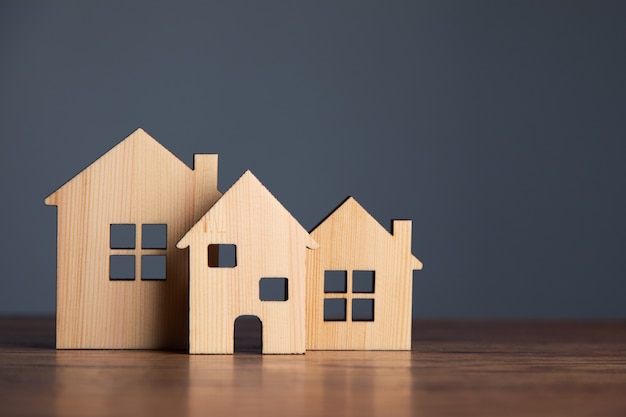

[110,255,135,280]
[259,278,288,301]
[208,244,237,268]
[352,299,375,321]
[141,255,166,280]
[324,298,347,321]
[110,224,135,249]
[142,224,167,249]
[234,315,262,354]
[324,270,347,293]
[353,270,375,293]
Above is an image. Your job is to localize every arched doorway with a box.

[234,315,262,354]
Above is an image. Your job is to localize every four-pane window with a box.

[109,224,167,281]
[323,270,376,322]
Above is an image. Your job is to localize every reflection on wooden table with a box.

[1,318,625,417]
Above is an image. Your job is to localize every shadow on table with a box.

[0,316,55,349]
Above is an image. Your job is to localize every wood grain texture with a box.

[306,197,423,350]
[177,171,318,354]
[45,129,221,349]
[1,318,625,417]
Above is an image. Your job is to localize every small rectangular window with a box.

[352,270,375,293]
[110,255,135,280]
[141,255,166,280]
[259,278,288,301]
[352,299,374,321]
[324,298,346,321]
[324,270,347,293]
[110,224,135,249]
[142,224,167,249]
[208,244,237,268]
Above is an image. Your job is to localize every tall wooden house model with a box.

[46,129,422,353]
[45,129,221,349]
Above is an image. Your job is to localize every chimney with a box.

[393,220,423,270]
[193,154,220,221]
[392,220,412,247]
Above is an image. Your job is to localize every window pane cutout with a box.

[324,270,347,293]
[110,224,135,249]
[324,298,346,321]
[142,224,167,249]
[353,270,375,293]
[352,299,375,321]
[142,255,166,280]
[259,278,288,301]
[110,255,135,280]
[208,244,237,267]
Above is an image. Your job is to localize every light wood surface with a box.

[178,171,318,354]
[45,129,221,349]
[1,318,625,417]
[307,197,423,350]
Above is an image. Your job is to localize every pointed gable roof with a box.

[177,170,318,249]
[310,196,384,235]
[45,128,192,206]
[311,196,422,270]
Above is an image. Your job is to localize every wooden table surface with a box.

[1,318,625,417]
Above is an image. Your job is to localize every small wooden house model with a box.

[45,128,221,349]
[306,197,423,350]
[177,171,318,354]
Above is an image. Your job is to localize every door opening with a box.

[234,315,262,354]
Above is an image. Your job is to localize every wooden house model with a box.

[306,197,423,350]
[45,128,221,349]
[177,171,318,354]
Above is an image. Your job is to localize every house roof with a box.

[177,170,318,249]
[311,196,423,270]
[44,128,192,206]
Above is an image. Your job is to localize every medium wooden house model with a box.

[177,171,318,354]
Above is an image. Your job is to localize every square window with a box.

[323,298,346,321]
[110,224,135,249]
[352,299,375,321]
[208,244,237,268]
[142,224,167,249]
[141,255,166,280]
[324,270,347,293]
[110,255,135,280]
[353,270,375,293]
[259,278,288,301]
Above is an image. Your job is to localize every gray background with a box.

[1,1,625,318]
